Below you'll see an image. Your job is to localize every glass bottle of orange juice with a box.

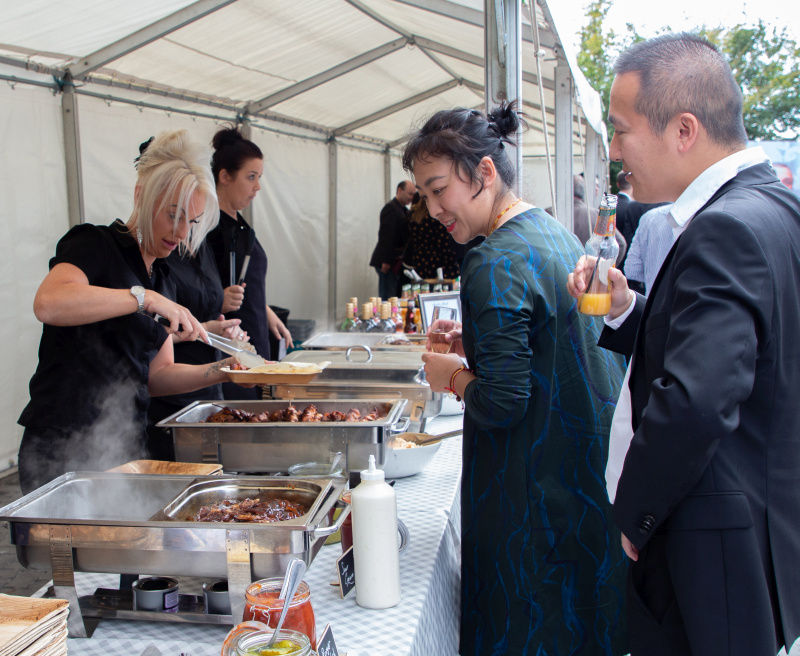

[578,193,619,316]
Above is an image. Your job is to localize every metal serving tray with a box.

[301,332,427,351]
[268,350,443,431]
[158,399,407,474]
[0,472,348,635]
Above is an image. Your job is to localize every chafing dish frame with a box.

[158,398,408,474]
[0,472,348,638]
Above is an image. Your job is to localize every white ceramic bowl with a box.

[381,434,442,478]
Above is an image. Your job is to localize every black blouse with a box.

[151,241,225,409]
[19,220,170,433]
[206,211,269,359]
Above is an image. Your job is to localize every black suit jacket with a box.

[369,198,409,268]
[600,163,800,650]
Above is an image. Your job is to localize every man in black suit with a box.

[369,180,414,299]
[569,33,800,655]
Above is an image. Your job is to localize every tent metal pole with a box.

[384,149,392,204]
[328,139,339,326]
[239,117,253,226]
[554,62,574,232]
[484,0,523,196]
[584,126,600,213]
[61,73,84,227]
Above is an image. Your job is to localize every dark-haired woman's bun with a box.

[487,102,521,139]
[212,126,244,152]
[134,136,155,167]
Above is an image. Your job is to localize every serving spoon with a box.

[264,558,306,648]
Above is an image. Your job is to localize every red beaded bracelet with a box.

[447,365,471,402]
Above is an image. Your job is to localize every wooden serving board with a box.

[106,460,223,475]
[221,367,320,384]
[0,595,68,654]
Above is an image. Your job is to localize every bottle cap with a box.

[360,454,385,481]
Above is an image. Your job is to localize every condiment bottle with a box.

[340,302,357,332]
[578,193,620,316]
[404,300,417,333]
[351,455,401,609]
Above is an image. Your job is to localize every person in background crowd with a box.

[407,104,628,656]
[17,130,240,493]
[622,203,675,295]
[773,162,794,190]
[403,192,459,280]
[615,169,667,260]
[568,33,800,655]
[206,127,292,400]
[369,180,414,298]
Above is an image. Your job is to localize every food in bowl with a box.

[392,435,420,449]
[205,404,385,423]
[193,497,307,523]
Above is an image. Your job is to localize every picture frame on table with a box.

[418,292,462,333]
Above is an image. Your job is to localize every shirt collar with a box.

[668,146,770,236]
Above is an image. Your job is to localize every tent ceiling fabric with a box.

[0,0,603,154]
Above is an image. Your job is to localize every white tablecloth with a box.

[57,413,465,656]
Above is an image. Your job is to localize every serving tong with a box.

[152,315,268,369]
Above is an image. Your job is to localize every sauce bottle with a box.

[351,455,401,609]
[578,193,619,316]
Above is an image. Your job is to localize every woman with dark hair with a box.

[406,105,629,655]
[17,130,240,492]
[404,192,459,280]
[206,126,293,400]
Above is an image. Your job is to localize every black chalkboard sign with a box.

[316,623,340,656]
[336,546,356,599]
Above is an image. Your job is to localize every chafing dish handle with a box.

[345,344,373,362]
[309,499,351,539]
[388,416,411,434]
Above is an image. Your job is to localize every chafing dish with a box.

[267,350,443,431]
[158,399,407,474]
[0,472,348,636]
[301,331,427,351]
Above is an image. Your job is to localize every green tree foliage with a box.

[578,10,800,150]
[703,22,800,140]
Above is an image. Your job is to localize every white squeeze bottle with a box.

[351,455,401,609]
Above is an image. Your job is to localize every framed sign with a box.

[418,291,461,333]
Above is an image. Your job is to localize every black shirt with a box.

[19,220,170,433]
[150,241,224,410]
[206,211,270,359]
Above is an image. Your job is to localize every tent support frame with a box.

[61,73,85,227]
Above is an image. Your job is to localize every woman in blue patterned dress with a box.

[405,105,629,655]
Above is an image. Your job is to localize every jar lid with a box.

[360,454,385,481]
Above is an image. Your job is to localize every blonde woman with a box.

[18,130,238,492]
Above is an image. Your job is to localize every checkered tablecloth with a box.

[61,414,464,656]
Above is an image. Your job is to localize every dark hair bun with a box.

[212,126,245,152]
[487,102,521,139]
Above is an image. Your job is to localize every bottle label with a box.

[594,208,616,237]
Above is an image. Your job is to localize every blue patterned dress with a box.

[459,208,628,655]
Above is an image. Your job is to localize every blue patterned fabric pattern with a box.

[458,208,628,655]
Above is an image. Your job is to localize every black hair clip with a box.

[134,136,155,168]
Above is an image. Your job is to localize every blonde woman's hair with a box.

[128,129,218,256]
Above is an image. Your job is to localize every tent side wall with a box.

[0,82,69,466]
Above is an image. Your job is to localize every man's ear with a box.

[675,112,700,153]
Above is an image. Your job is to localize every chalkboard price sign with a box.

[316,623,340,656]
[336,546,356,599]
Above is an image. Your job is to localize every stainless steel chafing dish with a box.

[158,398,407,474]
[267,349,443,431]
[0,472,348,636]
[301,331,427,351]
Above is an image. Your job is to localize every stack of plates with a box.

[0,595,69,656]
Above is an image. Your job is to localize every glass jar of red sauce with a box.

[340,490,353,553]
[243,578,316,649]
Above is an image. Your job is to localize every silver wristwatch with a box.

[130,286,146,314]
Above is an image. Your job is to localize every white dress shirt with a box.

[605,146,771,502]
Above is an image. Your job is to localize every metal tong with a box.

[153,315,267,369]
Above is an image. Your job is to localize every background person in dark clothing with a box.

[369,180,414,298]
[404,193,459,280]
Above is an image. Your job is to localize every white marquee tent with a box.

[0,0,609,467]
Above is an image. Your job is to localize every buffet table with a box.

[49,413,464,656]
